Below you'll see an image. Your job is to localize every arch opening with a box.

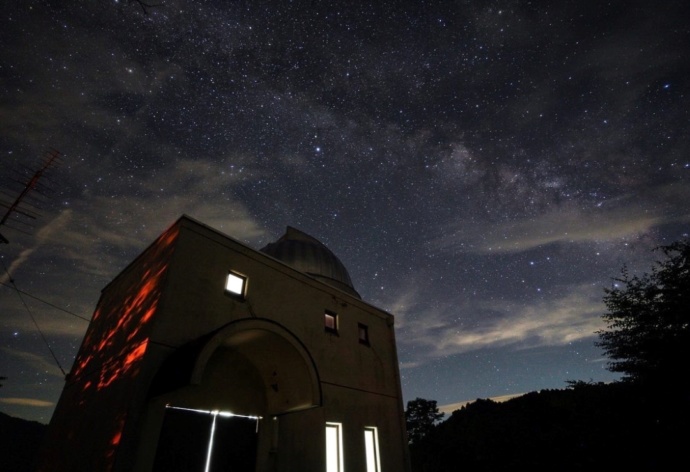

[141,320,321,471]
[190,319,321,416]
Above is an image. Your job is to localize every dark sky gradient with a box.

[1,1,688,423]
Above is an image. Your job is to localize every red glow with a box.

[104,413,127,472]
[38,222,182,472]
[70,224,179,391]
[125,339,148,366]
[96,340,149,389]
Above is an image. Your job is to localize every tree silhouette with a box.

[408,385,660,472]
[404,397,444,444]
[596,239,690,394]
[129,0,163,15]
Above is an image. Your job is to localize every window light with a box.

[225,271,247,297]
[364,427,381,472]
[326,422,344,472]
[325,311,338,333]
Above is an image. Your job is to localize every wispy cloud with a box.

[0,297,89,336]
[1,347,65,378]
[0,209,73,284]
[438,393,524,415]
[396,284,606,364]
[0,398,54,407]
[19,156,268,280]
[432,182,690,255]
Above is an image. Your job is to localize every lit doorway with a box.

[153,406,260,472]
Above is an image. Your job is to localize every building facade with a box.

[39,215,410,472]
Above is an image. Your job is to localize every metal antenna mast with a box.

[1,148,68,377]
[0,148,62,244]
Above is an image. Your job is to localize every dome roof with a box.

[260,226,361,299]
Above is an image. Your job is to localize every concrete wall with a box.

[37,223,180,472]
[40,216,410,472]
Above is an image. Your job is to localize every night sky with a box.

[1,1,689,424]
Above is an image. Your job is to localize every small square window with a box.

[325,311,338,333]
[225,271,247,297]
[358,323,369,345]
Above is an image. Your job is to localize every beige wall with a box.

[39,216,410,472]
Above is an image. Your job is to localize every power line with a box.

[1,259,68,377]
[0,280,91,322]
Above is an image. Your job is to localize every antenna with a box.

[0,148,70,378]
[0,148,62,244]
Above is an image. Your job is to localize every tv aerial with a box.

[0,148,63,244]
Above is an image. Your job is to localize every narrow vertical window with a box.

[324,311,338,334]
[358,323,369,345]
[326,422,344,472]
[225,271,246,297]
[364,427,381,472]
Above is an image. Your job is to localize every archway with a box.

[191,318,322,416]
[140,319,321,471]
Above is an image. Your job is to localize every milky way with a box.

[1,0,689,423]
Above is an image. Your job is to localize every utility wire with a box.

[1,259,67,377]
[0,280,90,322]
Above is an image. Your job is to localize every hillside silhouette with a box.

[409,381,688,471]
[0,411,46,472]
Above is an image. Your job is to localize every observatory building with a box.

[38,215,410,472]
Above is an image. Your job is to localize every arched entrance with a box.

[191,318,322,415]
[139,319,321,472]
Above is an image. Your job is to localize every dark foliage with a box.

[0,411,47,472]
[409,382,688,471]
[405,397,445,444]
[596,239,690,396]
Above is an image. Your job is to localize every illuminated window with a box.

[326,422,344,472]
[324,311,338,334]
[225,271,246,297]
[364,427,381,472]
[358,323,369,345]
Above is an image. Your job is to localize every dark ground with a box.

[0,411,46,472]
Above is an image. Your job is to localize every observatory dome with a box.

[260,226,361,299]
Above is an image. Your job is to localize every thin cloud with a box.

[433,182,690,255]
[0,398,54,407]
[24,157,267,280]
[438,393,523,415]
[431,294,604,356]
[1,347,65,378]
[397,284,606,363]
[0,209,72,284]
[0,297,89,337]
